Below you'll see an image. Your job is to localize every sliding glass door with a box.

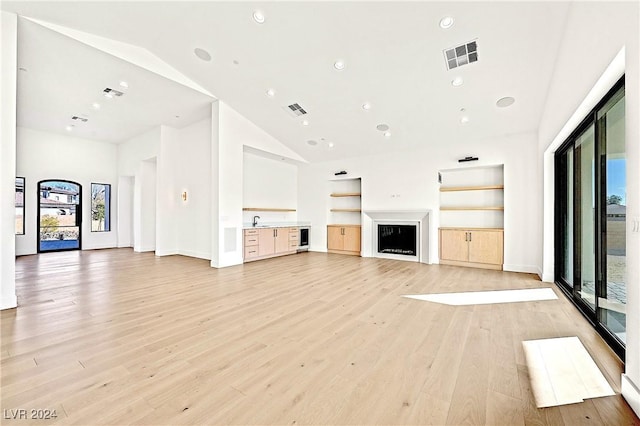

[555,78,625,359]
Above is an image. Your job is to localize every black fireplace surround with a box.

[377,224,417,256]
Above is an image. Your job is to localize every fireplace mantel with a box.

[364,210,431,264]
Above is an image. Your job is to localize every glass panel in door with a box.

[39,180,81,252]
[599,87,626,343]
[558,147,574,287]
[574,125,596,311]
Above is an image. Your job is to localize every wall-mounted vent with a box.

[444,40,478,70]
[71,116,88,122]
[103,87,124,97]
[283,103,308,117]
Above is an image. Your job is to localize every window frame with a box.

[90,182,111,233]
[15,177,25,235]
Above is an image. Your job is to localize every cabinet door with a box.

[440,229,469,262]
[274,228,291,254]
[468,230,503,265]
[342,226,361,253]
[327,226,344,250]
[258,228,275,257]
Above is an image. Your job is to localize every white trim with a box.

[1,295,17,310]
[364,210,431,264]
[503,264,542,275]
[622,374,640,418]
[177,250,211,260]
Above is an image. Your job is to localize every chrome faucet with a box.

[253,215,260,227]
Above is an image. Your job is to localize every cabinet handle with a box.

[342,227,345,235]
[469,232,472,242]
[465,232,468,242]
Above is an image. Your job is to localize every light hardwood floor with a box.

[1,249,638,425]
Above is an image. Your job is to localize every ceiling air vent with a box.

[103,87,124,97]
[443,40,478,70]
[283,103,308,118]
[71,116,88,122]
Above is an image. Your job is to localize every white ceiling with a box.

[3,1,572,161]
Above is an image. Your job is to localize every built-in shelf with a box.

[440,185,504,192]
[243,208,296,212]
[330,208,362,212]
[440,206,504,211]
[330,192,362,197]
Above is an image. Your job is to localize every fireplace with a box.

[364,210,430,264]
[372,220,420,262]
[378,224,417,256]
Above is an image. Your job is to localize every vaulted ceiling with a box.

[2,1,572,162]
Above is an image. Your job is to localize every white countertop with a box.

[242,222,311,230]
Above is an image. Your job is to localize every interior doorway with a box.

[38,180,82,252]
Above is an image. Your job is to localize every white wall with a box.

[117,176,133,247]
[1,11,18,310]
[243,151,298,224]
[161,119,212,259]
[117,127,160,176]
[133,158,156,252]
[298,131,540,273]
[537,1,640,415]
[118,127,160,252]
[15,127,118,254]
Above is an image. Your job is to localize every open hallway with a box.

[2,249,638,425]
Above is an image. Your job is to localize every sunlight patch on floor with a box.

[523,336,615,408]
[402,287,557,306]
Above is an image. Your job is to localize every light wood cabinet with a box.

[244,227,299,262]
[327,225,361,256]
[439,228,503,270]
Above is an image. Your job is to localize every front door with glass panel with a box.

[38,180,82,252]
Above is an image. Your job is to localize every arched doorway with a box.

[38,180,82,252]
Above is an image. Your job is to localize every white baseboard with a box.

[155,249,177,257]
[503,264,540,275]
[1,295,17,310]
[117,243,132,248]
[177,250,211,260]
[541,272,554,283]
[622,374,640,418]
[134,246,155,253]
[82,244,117,251]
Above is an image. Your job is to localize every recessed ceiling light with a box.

[65,125,74,131]
[119,81,128,88]
[266,88,275,97]
[253,11,265,24]
[376,123,390,132]
[104,92,113,99]
[496,96,516,108]
[194,48,212,62]
[460,107,466,112]
[362,103,371,110]
[233,60,239,65]
[301,120,309,126]
[92,102,101,110]
[328,142,335,148]
[383,131,391,138]
[439,16,454,29]
[460,116,470,124]
[334,60,345,71]
[451,76,464,87]
[307,140,318,146]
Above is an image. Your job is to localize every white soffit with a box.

[24,17,215,98]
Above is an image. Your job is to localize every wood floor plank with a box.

[1,249,637,425]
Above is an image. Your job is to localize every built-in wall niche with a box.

[329,177,362,226]
[439,165,504,228]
